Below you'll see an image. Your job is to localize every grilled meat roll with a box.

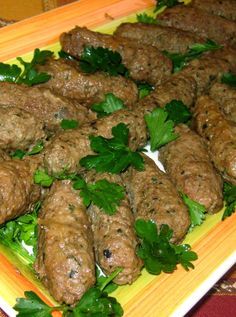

[60,26,172,85]
[157,6,236,47]
[159,124,223,213]
[210,82,236,123]
[0,106,45,151]
[114,22,204,53]
[123,156,190,243]
[85,172,142,284]
[0,156,41,224]
[208,47,236,73]
[37,58,138,108]
[35,180,95,305]
[0,82,95,132]
[194,96,236,185]
[191,0,236,22]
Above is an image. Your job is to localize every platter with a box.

[0,0,235,316]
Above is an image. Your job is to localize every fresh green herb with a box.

[91,93,125,117]
[14,269,123,317]
[79,46,129,77]
[58,50,76,61]
[0,201,41,265]
[34,169,54,187]
[164,100,192,125]
[80,123,144,174]
[164,40,222,73]
[181,193,206,230]
[60,119,79,130]
[11,141,44,160]
[11,149,26,160]
[96,265,119,294]
[221,72,236,87]
[137,82,154,99]
[134,219,198,275]
[73,176,125,215]
[155,0,184,12]
[145,107,178,151]
[222,182,236,220]
[136,13,157,24]
[0,49,53,86]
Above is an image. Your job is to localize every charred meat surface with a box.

[157,6,236,47]
[35,180,95,305]
[60,26,172,85]
[194,96,236,185]
[115,22,204,53]
[37,58,138,108]
[123,156,190,243]
[159,124,223,213]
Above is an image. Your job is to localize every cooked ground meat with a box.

[37,58,138,108]
[0,82,95,132]
[60,26,172,85]
[208,47,236,73]
[114,22,204,53]
[190,0,236,22]
[0,106,45,151]
[85,172,142,284]
[159,124,223,213]
[157,6,236,47]
[194,96,236,185]
[0,156,41,224]
[35,180,95,305]
[122,155,190,243]
[210,82,236,123]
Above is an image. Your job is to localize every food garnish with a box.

[222,182,236,220]
[60,119,79,130]
[134,219,198,274]
[221,72,236,87]
[91,93,125,117]
[181,193,206,230]
[80,123,144,173]
[155,0,184,12]
[10,141,45,160]
[164,99,192,125]
[136,13,157,24]
[137,82,154,99]
[0,49,53,86]
[79,46,128,77]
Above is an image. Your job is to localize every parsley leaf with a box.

[221,72,236,87]
[10,149,26,160]
[58,50,77,61]
[181,193,206,230]
[0,63,21,83]
[222,182,236,220]
[155,0,184,12]
[137,82,154,99]
[91,93,125,117]
[136,13,157,24]
[134,219,198,274]
[145,107,178,151]
[80,123,144,173]
[96,265,119,294]
[34,169,54,187]
[73,177,125,215]
[164,40,222,73]
[0,201,41,265]
[10,141,44,160]
[164,100,192,125]
[60,119,79,130]
[79,46,129,77]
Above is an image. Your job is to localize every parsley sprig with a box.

[0,49,53,86]
[136,13,157,24]
[155,0,184,12]
[164,40,222,73]
[79,46,129,77]
[164,100,192,125]
[222,182,236,220]
[14,268,123,317]
[91,93,125,117]
[80,123,144,173]
[60,119,79,130]
[134,219,198,274]
[221,72,236,87]
[10,141,44,160]
[137,82,154,99]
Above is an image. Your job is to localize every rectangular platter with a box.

[0,0,235,316]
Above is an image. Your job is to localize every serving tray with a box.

[0,1,235,316]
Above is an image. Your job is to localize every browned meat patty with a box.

[0,82,95,132]
[43,108,147,174]
[114,22,204,53]
[181,56,230,96]
[194,96,236,185]
[60,26,172,85]
[157,6,236,47]
[123,155,190,243]
[35,180,95,305]
[159,124,223,214]
[85,172,142,284]
[208,47,236,73]
[210,82,236,123]
[0,156,41,224]
[37,58,138,108]
[0,106,45,151]
[191,0,236,22]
